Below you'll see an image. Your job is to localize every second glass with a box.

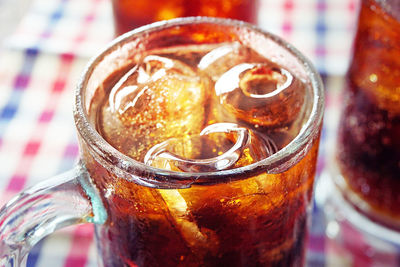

[317,0,400,264]
[111,0,259,35]
[334,0,400,231]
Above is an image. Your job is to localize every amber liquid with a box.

[337,0,400,227]
[111,0,259,36]
[83,40,319,267]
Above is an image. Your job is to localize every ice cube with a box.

[144,123,277,172]
[143,123,281,259]
[214,62,306,128]
[101,55,208,161]
[156,188,219,253]
[109,55,205,116]
[198,42,266,81]
[148,148,220,256]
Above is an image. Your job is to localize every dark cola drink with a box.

[83,22,321,267]
[111,0,259,36]
[336,0,400,228]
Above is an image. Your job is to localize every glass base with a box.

[315,171,400,266]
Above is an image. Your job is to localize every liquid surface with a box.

[93,43,309,173]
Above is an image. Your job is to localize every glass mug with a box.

[111,0,259,35]
[0,18,324,267]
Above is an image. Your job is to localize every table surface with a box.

[0,0,358,266]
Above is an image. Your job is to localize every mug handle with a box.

[0,162,107,267]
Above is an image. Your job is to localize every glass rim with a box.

[74,17,324,186]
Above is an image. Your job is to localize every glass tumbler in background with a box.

[111,0,259,35]
[317,0,400,264]
[0,17,324,267]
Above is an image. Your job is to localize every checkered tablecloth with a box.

[0,0,359,266]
